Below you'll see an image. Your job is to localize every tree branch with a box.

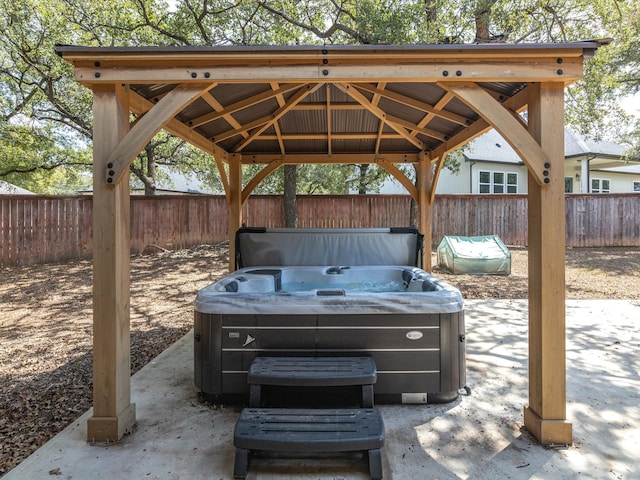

[257,1,369,43]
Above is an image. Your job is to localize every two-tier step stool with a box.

[233,356,385,479]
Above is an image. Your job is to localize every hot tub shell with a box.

[194,228,466,404]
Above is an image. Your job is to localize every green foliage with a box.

[0,119,92,194]
[1,0,639,196]
[243,163,384,195]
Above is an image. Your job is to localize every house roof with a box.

[463,128,525,164]
[564,129,627,158]
[463,127,634,169]
[592,164,640,175]
[55,41,608,170]
[0,181,35,195]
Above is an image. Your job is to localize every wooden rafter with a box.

[239,152,420,165]
[232,83,322,152]
[334,83,425,150]
[253,133,410,141]
[270,82,287,155]
[371,82,386,107]
[375,120,384,155]
[212,83,319,152]
[191,83,302,128]
[412,91,457,144]
[214,113,278,143]
[200,90,248,140]
[384,113,447,141]
[353,83,468,126]
[372,82,385,154]
[326,84,332,156]
[294,103,364,110]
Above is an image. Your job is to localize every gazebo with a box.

[55,40,609,446]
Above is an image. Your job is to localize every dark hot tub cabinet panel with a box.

[194,228,466,404]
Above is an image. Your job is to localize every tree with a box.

[0,0,225,193]
[0,0,95,193]
[598,3,640,158]
[0,120,91,193]
[1,0,637,199]
[283,165,297,227]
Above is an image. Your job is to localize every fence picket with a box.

[1,193,639,266]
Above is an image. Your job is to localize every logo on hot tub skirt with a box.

[242,334,256,347]
[406,330,424,340]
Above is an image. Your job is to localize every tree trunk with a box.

[409,165,419,228]
[474,0,499,42]
[144,146,157,196]
[358,164,368,194]
[283,164,297,228]
[129,145,157,196]
[423,0,437,23]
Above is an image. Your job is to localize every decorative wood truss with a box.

[58,42,607,206]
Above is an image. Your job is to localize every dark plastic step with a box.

[248,356,377,407]
[233,408,384,479]
[248,356,377,386]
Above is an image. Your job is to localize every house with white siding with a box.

[381,128,640,194]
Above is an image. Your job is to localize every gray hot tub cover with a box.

[235,227,423,268]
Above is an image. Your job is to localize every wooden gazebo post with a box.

[227,153,243,272]
[445,80,573,444]
[86,83,211,442]
[418,152,433,272]
[88,84,136,442]
[524,82,572,444]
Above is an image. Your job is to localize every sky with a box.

[622,92,640,115]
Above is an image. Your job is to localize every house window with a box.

[479,171,491,193]
[479,170,518,193]
[634,181,640,193]
[591,178,610,193]
[565,177,574,193]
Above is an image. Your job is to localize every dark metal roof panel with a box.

[333,139,377,153]
[280,110,326,134]
[56,40,611,57]
[332,109,378,134]
[55,41,610,163]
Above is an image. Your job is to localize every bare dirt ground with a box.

[1,245,639,476]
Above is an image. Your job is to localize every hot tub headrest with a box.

[236,227,424,268]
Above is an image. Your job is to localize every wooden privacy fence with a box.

[2,194,639,266]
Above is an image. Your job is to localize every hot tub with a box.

[194,263,466,404]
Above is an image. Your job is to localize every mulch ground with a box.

[1,245,639,476]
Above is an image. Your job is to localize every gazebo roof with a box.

[56,41,609,169]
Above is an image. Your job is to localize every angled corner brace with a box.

[105,84,212,185]
[241,160,283,204]
[377,159,418,201]
[443,83,550,186]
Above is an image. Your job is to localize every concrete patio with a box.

[4,299,639,480]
